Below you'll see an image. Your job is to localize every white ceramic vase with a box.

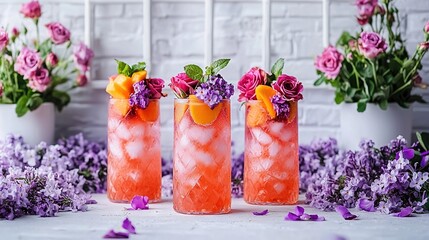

[0,103,55,145]
[340,103,412,150]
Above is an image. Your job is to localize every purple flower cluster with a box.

[0,133,107,220]
[300,136,429,214]
[270,94,291,120]
[129,81,151,109]
[195,74,234,109]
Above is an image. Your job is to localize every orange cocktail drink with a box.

[107,99,161,203]
[173,97,231,214]
[244,100,299,204]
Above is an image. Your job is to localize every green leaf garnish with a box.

[210,59,230,75]
[115,59,132,76]
[184,64,204,81]
[271,58,285,79]
[131,62,146,73]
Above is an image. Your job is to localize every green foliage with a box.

[313,0,429,112]
[115,59,146,77]
[184,58,231,82]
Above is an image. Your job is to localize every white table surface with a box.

[1,194,428,240]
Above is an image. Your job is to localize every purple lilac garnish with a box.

[253,209,269,216]
[129,81,151,109]
[270,93,291,120]
[130,195,149,210]
[335,205,358,220]
[195,74,234,109]
[284,206,325,221]
[0,133,106,220]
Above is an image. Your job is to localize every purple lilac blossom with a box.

[270,94,291,120]
[194,74,234,109]
[129,81,151,109]
[0,134,106,220]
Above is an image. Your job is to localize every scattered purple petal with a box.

[396,148,414,160]
[122,218,136,234]
[285,212,301,221]
[393,207,413,217]
[103,230,129,239]
[357,198,376,212]
[285,206,325,221]
[252,209,269,216]
[130,195,149,210]
[295,206,305,216]
[86,199,98,204]
[335,206,358,220]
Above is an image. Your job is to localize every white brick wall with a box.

[1,0,428,157]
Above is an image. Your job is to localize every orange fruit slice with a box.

[131,70,147,84]
[287,101,297,123]
[255,85,277,119]
[188,95,223,126]
[106,81,129,99]
[114,74,134,96]
[112,100,131,116]
[175,102,188,123]
[246,101,270,128]
[136,101,159,122]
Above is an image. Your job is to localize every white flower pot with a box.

[340,103,412,150]
[0,103,55,145]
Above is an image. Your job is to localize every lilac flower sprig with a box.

[195,74,234,109]
[129,81,151,109]
[270,94,291,120]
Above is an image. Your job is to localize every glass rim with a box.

[109,98,160,102]
[174,98,231,103]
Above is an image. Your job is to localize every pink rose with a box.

[20,0,41,19]
[237,67,267,102]
[76,74,88,87]
[14,47,42,79]
[0,81,3,97]
[169,73,199,98]
[358,31,387,59]
[272,74,303,101]
[73,42,94,73]
[425,21,429,33]
[45,22,70,45]
[146,78,165,99]
[315,45,344,80]
[28,68,51,92]
[357,15,369,26]
[356,0,377,18]
[45,52,58,68]
[0,28,8,52]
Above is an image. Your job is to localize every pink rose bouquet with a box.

[0,0,93,117]
[314,0,428,112]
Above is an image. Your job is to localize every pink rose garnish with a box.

[358,31,387,59]
[315,45,344,80]
[14,47,42,79]
[0,28,9,52]
[146,78,165,99]
[76,74,88,87]
[20,0,41,19]
[28,68,51,92]
[73,42,94,73]
[272,74,303,101]
[45,22,70,45]
[237,67,267,102]
[169,72,199,98]
[45,52,58,68]
[355,0,377,18]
